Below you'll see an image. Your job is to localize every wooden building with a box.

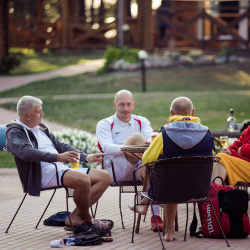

[0,0,249,60]
[0,0,8,59]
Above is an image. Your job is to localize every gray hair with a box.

[17,96,43,118]
[170,96,194,116]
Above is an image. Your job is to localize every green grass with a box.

[2,89,250,133]
[0,151,16,168]
[1,60,250,167]
[1,62,250,98]
[7,48,105,75]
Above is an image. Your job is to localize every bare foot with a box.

[128,204,149,215]
[163,232,176,242]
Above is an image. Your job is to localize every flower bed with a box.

[54,129,98,169]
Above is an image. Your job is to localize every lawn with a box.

[1,57,250,167]
[7,48,105,75]
[1,62,250,132]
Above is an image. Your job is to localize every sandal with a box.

[64,225,76,231]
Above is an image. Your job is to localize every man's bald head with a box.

[114,89,134,102]
[170,97,194,116]
[113,89,135,122]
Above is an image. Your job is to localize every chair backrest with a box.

[150,156,217,203]
[3,147,61,193]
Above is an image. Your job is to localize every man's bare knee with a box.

[102,170,112,186]
[88,169,112,187]
[63,171,91,190]
[124,132,146,145]
[211,162,227,184]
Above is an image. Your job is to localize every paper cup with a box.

[50,239,63,248]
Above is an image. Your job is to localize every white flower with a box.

[54,129,97,169]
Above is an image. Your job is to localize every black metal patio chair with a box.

[3,147,96,233]
[131,156,230,249]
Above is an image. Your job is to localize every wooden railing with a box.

[154,4,250,50]
[7,2,250,51]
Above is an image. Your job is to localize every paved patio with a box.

[0,168,249,250]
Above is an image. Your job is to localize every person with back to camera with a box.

[96,89,164,231]
[142,96,215,241]
[5,95,112,233]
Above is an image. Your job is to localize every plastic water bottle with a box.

[227,109,236,132]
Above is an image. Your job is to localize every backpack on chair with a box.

[190,177,250,238]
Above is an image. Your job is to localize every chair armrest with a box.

[110,159,118,183]
[96,144,118,183]
[132,160,158,194]
[51,162,60,187]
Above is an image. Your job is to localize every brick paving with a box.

[0,168,249,250]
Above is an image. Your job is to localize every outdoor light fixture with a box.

[138,50,148,92]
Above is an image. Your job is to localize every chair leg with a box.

[90,201,98,218]
[135,213,142,234]
[131,194,137,243]
[5,193,28,233]
[119,186,125,229]
[184,203,188,241]
[208,198,230,247]
[151,203,166,249]
[35,189,57,229]
[65,188,74,234]
[175,210,178,231]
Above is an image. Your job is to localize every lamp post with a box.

[138,50,148,92]
[117,0,124,47]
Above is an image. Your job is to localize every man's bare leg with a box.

[211,162,227,184]
[126,133,150,215]
[163,204,177,242]
[88,169,112,206]
[63,171,92,226]
[63,169,111,226]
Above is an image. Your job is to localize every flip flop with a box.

[64,225,76,231]
[64,219,114,232]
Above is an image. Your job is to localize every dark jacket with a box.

[5,120,87,197]
[148,121,214,198]
[159,126,214,159]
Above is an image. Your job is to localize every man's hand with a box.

[222,147,231,155]
[88,153,106,166]
[57,151,80,163]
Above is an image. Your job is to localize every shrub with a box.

[0,53,21,74]
[168,51,180,62]
[54,128,99,169]
[97,46,140,74]
[188,49,203,60]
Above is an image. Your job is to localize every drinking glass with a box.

[220,136,229,148]
[71,153,80,169]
